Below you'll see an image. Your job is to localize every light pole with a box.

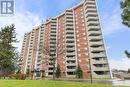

[89,59,93,84]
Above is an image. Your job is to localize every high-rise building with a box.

[20,0,111,78]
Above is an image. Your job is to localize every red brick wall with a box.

[74,5,90,78]
[57,15,67,77]
[42,22,51,72]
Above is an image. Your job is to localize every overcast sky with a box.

[0,0,130,70]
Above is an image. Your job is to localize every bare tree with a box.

[33,44,66,80]
[41,45,66,80]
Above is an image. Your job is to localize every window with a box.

[81,16,84,19]
[86,59,89,62]
[83,33,86,35]
[76,30,79,33]
[82,23,85,26]
[85,53,88,56]
[83,28,86,30]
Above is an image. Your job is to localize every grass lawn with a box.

[0,80,128,87]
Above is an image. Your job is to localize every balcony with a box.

[87,21,99,25]
[66,35,74,38]
[67,63,76,66]
[66,21,73,25]
[50,37,56,40]
[89,41,103,46]
[37,61,41,65]
[66,19,73,22]
[66,43,75,46]
[37,57,41,61]
[66,38,74,41]
[66,52,75,56]
[66,32,74,35]
[85,6,96,12]
[90,53,106,58]
[66,12,73,19]
[66,28,74,30]
[67,58,76,61]
[92,59,108,64]
[50,33,56,36]
[51,20,57,23]
[92,66,109,71]
[66,11,73,14]
[66,25,74,28]
[66,31,74,35]
[88,25,100,30]
[66,39,74,42]
[66,34,74,38]
[50,40,56,43]
[49,65,53,68]
[84,0,95,5]
[85,9,97,14]
[86,7,96,11]
[51,29,56,32]
[90,47,105,52]
[86,16,99,21]
[88,30,101,36]
[51,23,56,26]
[66,10,73,13]
[66,29,74,32]
[86,12,98,17]
[67,68,76,72]
[51,26,56,29]
[89,35,102,41]
[51,31,56,34]
[48,70,53,72]
[49,43,56,46]
[85,4,96,8]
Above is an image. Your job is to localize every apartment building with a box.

[20,0,111,78]
[20,28,40,75]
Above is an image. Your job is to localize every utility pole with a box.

[52,57,56,80]
[89,59,93,84]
